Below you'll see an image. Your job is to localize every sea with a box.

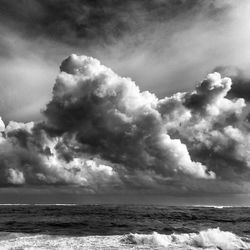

[0,204,250,249]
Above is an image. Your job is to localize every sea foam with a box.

[123,228,250,250]
[0,228,249,249]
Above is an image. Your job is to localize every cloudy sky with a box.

[0,0,250,205]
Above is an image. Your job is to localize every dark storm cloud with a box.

[0,0,224,46]
[1,0,250,123]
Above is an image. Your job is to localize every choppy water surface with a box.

[0,205,250,249]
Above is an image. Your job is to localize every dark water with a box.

[0,205,249,237]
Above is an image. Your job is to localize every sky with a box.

[0,0,250,205]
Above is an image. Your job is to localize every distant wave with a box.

[190,205,234,209]
[122,228,250,250]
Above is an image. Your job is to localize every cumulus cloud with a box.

[1,54,250,194]
[214,66,250,102]
[0,117,5,132]
[0,117,120,190]
[159,72,249,180]
[44,55,215,181]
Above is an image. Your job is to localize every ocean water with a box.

[0,205,250,249]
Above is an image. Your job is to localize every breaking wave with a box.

[122,228,250,250]
[0,228,249,249]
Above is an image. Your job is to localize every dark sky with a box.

[0,0,250,205]
[1,0,249,122]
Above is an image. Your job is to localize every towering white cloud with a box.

[44,54,214,181]
[159,72,248,180]
[0,117,5,132]
[1,54,250,194]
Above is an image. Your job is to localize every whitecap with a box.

[0,228,249,249]
[123,228,250,250]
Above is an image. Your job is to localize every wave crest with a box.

[122,228,250,249]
